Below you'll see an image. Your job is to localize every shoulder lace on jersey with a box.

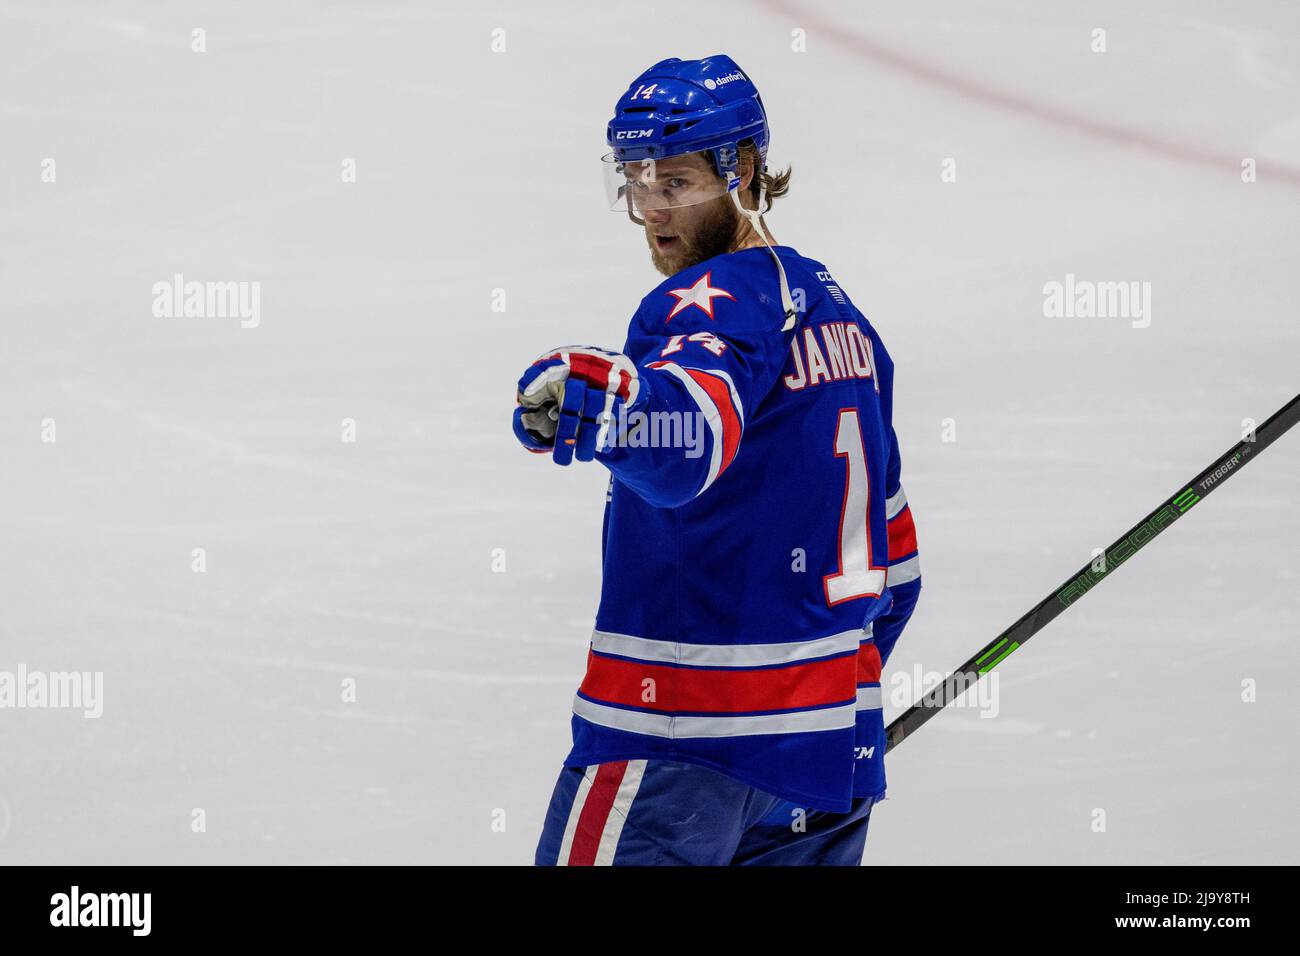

[727,176,797,332]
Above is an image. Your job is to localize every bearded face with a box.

[623,150,755,277]
[644,191,747,277]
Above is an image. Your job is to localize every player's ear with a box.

[737,155,756,192]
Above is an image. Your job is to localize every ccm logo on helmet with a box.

[615,129,655,140]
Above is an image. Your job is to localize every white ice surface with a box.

[1,0,1297,864]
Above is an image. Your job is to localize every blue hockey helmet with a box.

[603,55,770,215]
[602,55,797,331]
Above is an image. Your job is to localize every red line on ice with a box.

[758,0,1300,188]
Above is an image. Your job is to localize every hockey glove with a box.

[514,346,640,466]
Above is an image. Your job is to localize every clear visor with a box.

[601,153,732,214]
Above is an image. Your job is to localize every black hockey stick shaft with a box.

[885,392,1300,753]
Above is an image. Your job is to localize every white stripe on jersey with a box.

[886,553,921,586]
[573,695,856,738]
[680,365,745,430]
[886,486,908,520]
[590,628,862,668]
[856,686,883,710]
[652,362,725,493]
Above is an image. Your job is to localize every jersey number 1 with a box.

[824,408,886,606]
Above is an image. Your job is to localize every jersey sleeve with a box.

[597,262,794,509]
[870,337,921,667]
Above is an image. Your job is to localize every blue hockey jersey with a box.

[567,245,921,812]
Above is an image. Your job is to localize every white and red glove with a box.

[513,346,641,465]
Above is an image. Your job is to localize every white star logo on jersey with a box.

[665,271,736,322]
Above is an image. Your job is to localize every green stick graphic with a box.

[886,394,1300,753]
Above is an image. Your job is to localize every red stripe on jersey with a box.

[579,651,856,714]
[681,368,742,474]
[567,761,628,866]
[856,642,882,684]
[887,504,918,561]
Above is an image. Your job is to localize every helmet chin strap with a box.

[729,174,797,332]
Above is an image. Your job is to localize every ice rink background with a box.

[1,0,1297,865]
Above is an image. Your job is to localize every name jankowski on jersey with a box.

[783,319,881,393]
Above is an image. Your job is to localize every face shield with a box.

[601,153,733,224]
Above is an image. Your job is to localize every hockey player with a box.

[515,55,922,866]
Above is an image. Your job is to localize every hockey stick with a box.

[884,392,1300,753]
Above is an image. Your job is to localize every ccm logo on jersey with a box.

[615,129,655,140]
